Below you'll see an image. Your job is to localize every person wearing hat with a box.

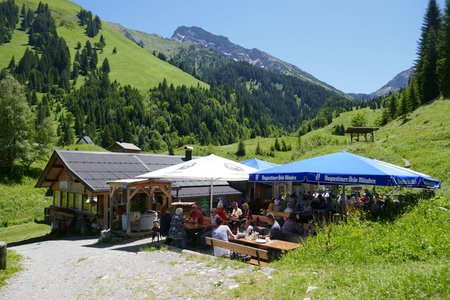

[189,203,204,225]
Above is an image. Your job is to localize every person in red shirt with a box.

[216,202,228,222]
[189,203,204,225]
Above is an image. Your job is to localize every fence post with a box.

[0,241,6,270]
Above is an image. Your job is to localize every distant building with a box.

[107,141,141,153]
[76,135,94,145]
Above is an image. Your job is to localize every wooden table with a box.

[233,236,299,252]
[184,222,211,231]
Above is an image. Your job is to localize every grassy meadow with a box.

[183,99,449,196]
[0,0,206,91]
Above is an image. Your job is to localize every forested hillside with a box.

[0,0,364,165]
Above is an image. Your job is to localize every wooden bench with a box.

[271,211,290,219]
[205,237,269,266]
[252,214,270,224]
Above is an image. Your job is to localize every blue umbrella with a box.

[249,152,440,189]
[241,158,279,170]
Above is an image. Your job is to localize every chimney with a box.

[184,146,193,161]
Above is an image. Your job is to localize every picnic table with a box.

[233,236,299,252]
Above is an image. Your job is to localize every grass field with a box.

[0,0,207,91]
[180,99,449,195]
[228,194,449,299]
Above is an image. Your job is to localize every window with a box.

[54,191,61,206]
[61,192,67,207]
[82,194,89,212]
[73,193,80,210]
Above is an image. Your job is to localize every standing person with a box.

[211,216,236,257]
[168,207,187,249]
[159,209,172,244]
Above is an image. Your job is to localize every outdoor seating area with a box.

[46,150,439,265]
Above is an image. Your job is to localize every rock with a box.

[306,286,318,293]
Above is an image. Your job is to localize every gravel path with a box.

[0,236,271,299]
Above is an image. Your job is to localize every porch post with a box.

[126,185,131,236]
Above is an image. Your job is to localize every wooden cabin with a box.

[36,150,241,235]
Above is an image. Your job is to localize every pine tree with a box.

[236,139,246,157]
[274,137,281,151]
[415,0,442,104]
[101,57,110,74]
[112,46,117,54]
[255,141,262,155]
[388,95,398,119]
[399,94,408,117]
[7,56,15,73]
[437,0,450,97]
[80,48,88,75]
[89,49,98,70]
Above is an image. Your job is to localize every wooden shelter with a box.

[108,179,171,236]
[107,141,141,153]
[345,127,379,143]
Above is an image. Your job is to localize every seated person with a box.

[282,213,303,235]
[210,209,218,226]
[299,201,313,223]
[168,207,186,249]
[284,203,294,214]
[240,219,262,235]
[189,203,204,225]
[241,202,252,221]
[230,201,243,219]
[216,202,228,221]
[211,216,236,257]
[265,214,282,240]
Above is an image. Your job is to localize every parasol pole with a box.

[210,178,214,211]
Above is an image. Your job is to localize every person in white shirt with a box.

[230,201,242,219]
[211,216,236,257]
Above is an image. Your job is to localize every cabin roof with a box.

[36,150,234,196]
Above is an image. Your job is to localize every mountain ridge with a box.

[171,25,346,96]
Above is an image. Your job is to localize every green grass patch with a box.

[0,222,51,244]
[141,245,169,252]
[0,250,23,288]
[228,196,450,299]
[0,175,51,227]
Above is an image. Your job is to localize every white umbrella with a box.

[137,154,258,209]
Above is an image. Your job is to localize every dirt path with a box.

[0,236,269,299]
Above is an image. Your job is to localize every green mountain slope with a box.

[0,0,206,90]
[188,98,449,195]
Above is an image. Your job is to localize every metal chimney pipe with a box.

[184,146,193,161]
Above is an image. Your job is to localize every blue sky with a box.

[71,0,445,94]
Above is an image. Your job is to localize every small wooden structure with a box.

[76,135,94,145]
[108,178,172,237]
[107,141,141,153]
[345,127,379,143]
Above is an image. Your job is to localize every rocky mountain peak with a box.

[171,26,343,94]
